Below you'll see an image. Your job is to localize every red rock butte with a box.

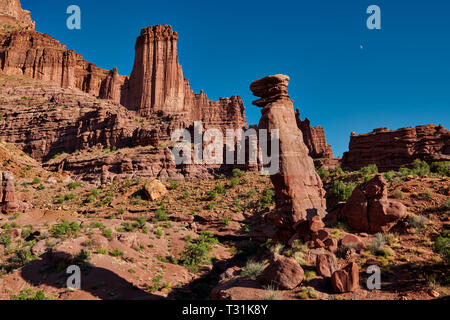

[342,125,450,171]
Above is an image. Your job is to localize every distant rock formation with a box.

[251,74,326,241]
[125,25,247,131]
[295,110,333,159]
[0,29,127,97]
[0,0,34,31]
[340,175,407,233]
[342,125,450,171]
[0,171,17,214]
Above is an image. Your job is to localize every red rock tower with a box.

[125,24,247,131]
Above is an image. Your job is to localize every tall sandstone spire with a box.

[125,24,247,131]
[251,74,327,241]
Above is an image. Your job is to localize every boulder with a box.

[259,254,304,290]
[331,262,360,293]
[316,253,338,278]
[340,234,365,251]
[340,175,407,233]
[143,180,168,201]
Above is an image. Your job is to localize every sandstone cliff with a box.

[295,109,333,159]
[0,0,34,31]
[342,125,450,171]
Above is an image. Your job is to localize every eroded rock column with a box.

[250,74,326,241]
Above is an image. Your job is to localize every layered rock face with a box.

[0,171,17,214]
[295,110,333,159]
[251,74,326,239]
[125,25,246,131]
[0,30,127,97]
[340,175,407,233]
[342,125,450,171]
[0,83,159,162]
[0,0,34,31]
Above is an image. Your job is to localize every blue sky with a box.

[22,0,450,157]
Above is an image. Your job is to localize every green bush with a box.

[431,162,450,177]
[408,213,429,230]
[316,168,330,179]
[50,220,81,238]
[360,164,379,176]
[232,169,245,178]
[11,289,56,301]
[180,232,218,273]
[228,177,239,188]
[412,160,431,177]
[330,180,357,201]
[433,231,449,261]
[445,198,450,211]
[259,189,275,206]
[241,260,265,280]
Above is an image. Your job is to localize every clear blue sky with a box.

[22,0,450,157]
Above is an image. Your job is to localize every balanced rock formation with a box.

[340,175,407,233]
[251,74,326,240]
[125,25,246,131]
[0,0,34,31]
[0,171,17,214]
[295,110,334,159]
[342,125,450,171]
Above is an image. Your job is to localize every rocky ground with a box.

[0,141,448,300]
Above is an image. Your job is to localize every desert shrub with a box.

[433,231,449,261]
[431,162,450,177]
[0,234,11,246]
[228,177,239,188]
[297,287,319,299]
[316,168,330,179]
[11,289,55,301]
[392,189,404,200]
[103,229,112,240]
[109,249,124,257]
[304,270,317,281]
[369,233,386,256]
[180,232,218,273]
[263,284,282,300]
[67,182,82,190]
[259,189,275,207]
[215,184,226,194]
[408,213,429,230]
[167,179,179,190]
[232,168,245,178]
[50,220,81,238]
[418,189,434,200]
[241,260,265,280]
[248,189,257,198]
[411,160,431,177]
[398,167,413,178]
[445,198,450,211]
[330,180,357,201]
[383,171,397,183]
[31,177,41,185]
[360,164,379,176]
[154,202,169,221]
